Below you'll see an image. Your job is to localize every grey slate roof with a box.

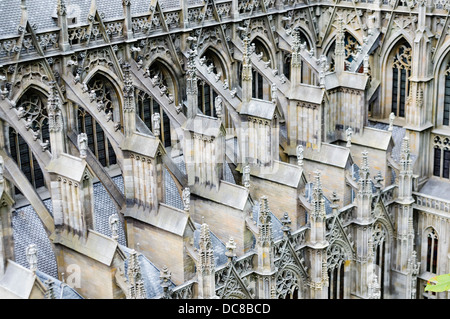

[0,0,196,38]
[35,270,84,299]
[12,199,58,278]
[419,179,450,201]
[367,121,412,164]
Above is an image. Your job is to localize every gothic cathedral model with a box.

[0,0,447,299]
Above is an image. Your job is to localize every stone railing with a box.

[413,192,450,214]
[170,280,196,299]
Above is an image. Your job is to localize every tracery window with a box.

[391,43,412,118]
[88,74,122,130]
[432,135,450,179]
[136,90,171,147]
[327,245,346,299]
[426,228,438,274]
[14,90,51,150]
[276,268,300,299]
[9,90,49,193]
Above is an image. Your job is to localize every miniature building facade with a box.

[0,0,447,299]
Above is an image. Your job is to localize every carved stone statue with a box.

[77,133,88,159]
[214,96,223,119]
[182,187,190,212]
[388,112,395,131]
[271,83,277,104]
[346,127,353,147]
[82,82,89,93]
[97,100,105,112]
[243,165,250,188]
[109,213,120,241]
[89,90,97,103]
[152,112,161,137]
[26,243,38,272]
[296,145,304,167]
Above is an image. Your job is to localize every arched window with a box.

[9,89,49,193]
[88,74,122,130]
[426,228,438,274]
[432,135,450,179]
[135,89,172,147]
[391,42,412,118]
[251,38,271,100]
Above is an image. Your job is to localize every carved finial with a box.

[225,237,237,262]
[109,213,120,241]
[26,243,38,272]
[374,171,384,190]
[280,212,292,236]
[57,0,67,16]
[160,265,172,299]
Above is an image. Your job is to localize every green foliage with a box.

[425,274,450,293]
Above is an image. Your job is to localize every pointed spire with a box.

[186,41,198,119]
[57,0,67,16]
[258,196,273,246]
[127,249,147,299]
[198,222,215,274]
[311,171,325,219]
[358,151,372,195]
[241,33,253,103]
[47,81,62,133]
[400,136,412,173]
